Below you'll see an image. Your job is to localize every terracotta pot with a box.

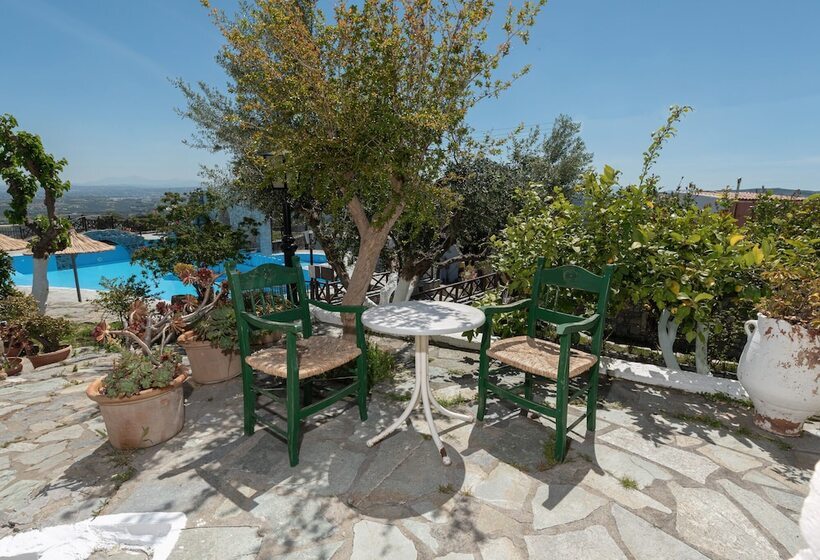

[255,332,282,347]
[3,357,23,376]
[29,345,72,369]
[178,331,241,385]
[738,313,820,436]
[86,371,188,450]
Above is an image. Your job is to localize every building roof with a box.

[23,229,115,256]
[698,190,807,201]
[0,233,27,252]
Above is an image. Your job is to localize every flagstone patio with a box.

[1,336,817,559]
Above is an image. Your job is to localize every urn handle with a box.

[744,319,757,340]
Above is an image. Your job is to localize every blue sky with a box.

[2,0,818,190]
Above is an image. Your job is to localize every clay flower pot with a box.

[3,357,23,377]
[86,371,188,450]
[29,345,72,369]
[178,331,241,385]
[738,314,820,436]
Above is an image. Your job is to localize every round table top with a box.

[362,300,485,336]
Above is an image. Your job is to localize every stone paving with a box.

[1,335,818,559]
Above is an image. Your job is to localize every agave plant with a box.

[93,265,228,359]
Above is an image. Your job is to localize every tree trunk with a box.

[695,322,712,376]
[392,275,417,303]
[31,257,50,313]
[339,229,390,336]
[658,308,681,371]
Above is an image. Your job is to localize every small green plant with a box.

[385,391,412,402]
[698,392,753,409]
[436,393,473,408]
[192,305,239,352]
[367,341,397,388]
[619,476,638,490]
[101,350,182,398]
[93,275,159,325]
[25,314,73,353]
[438,484,455,494]
[542,438,558,468]
[673,413,723,429]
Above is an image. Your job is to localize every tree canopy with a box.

[181,0,546,309]
[0,114,71,259]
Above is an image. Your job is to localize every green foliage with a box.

[488,107,769,344]
[93,275,159,325]
[26,314,73,353]
[102,350,182,398]
[193,305,239,352]
[510,114,594,197]
[0,252,14,299]
[0,291,38,322]
[0,114,71,258]
[756,267,820,332]
[180,0,545,305]
[0,292,71,353]
[131,189,257,280]
[745,194,819,331]
[366,341,397,388]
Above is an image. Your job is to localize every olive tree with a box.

[0,114,71,312]
[180,0,545,327]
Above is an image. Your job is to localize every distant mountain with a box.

[72,176,201,190]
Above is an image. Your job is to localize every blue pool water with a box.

[11,246,327,300]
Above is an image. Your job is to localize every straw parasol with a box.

[0,233,27,252]
[26,229,115,302]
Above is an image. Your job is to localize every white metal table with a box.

[362,300,485,465]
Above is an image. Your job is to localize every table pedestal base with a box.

[367,335,473,465]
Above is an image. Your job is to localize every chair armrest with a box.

[557,314,600,336]
[242,313,300,334]
[481,299,531,319]
[308,299,366,316]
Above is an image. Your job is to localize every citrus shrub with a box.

[487,166,771,374]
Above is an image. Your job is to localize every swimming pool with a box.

[11,246,328,300]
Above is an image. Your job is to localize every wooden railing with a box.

[310,271,499,306]
[413,272,499,304]
[309,271,392,304]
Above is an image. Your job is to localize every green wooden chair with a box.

[477,259,615,462]
[227,258,368,467]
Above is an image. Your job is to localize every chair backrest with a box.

[226,257,312,340]
[528,258,615,357]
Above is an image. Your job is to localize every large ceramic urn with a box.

[737,313,820,436]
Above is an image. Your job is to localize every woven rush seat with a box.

[487,336,597,380]
[246,336,361,379]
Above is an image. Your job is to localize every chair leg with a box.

[287,377,301,467]
[242,366,255,436]
[554,375,569,462]
[477,353,489,422]
[303,380,314,406]
[524,373,533,400]
[357,354,368,421]
[586,367,599,432]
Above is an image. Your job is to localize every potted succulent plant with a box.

[25,314,73,368]
[738,267,820,436]
[178,305,242,384]
[0,292,72,368]
[88,322,188,449]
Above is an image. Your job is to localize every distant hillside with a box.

[0,182,199,222]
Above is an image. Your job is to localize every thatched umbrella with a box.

[26,230,114,302]
[0,233,27,252]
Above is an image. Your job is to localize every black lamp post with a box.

[259,152,298,268]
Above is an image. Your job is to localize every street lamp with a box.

[259,151,298,268]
